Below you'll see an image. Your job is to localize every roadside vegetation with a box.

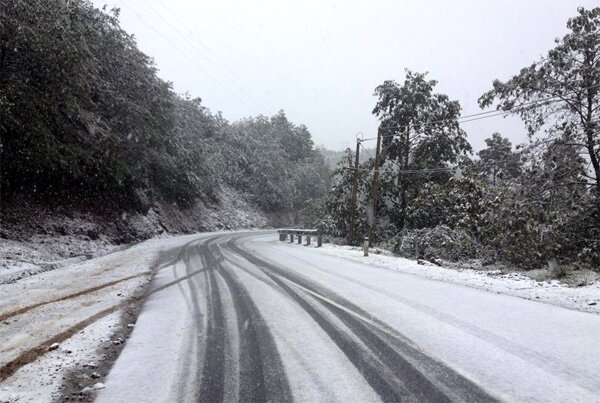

[1,1,597,276]
[0,0,330,232]
[312,7,600,275]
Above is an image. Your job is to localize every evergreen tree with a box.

[372,70,472,229]
[479,7,600,221]
[477,133,522,186]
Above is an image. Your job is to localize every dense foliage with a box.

[371,71,472,230]
[476,133,522,186]
[479,6,600,220]
[314,7,600,272]
[0,0,329,221]
[213,111,330,218]
[0,0,175,209]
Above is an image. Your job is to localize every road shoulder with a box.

[278,241,600,315]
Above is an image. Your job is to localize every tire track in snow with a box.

[226,239,434,402]
[259,243,600,395]
[213,237,439,401]
[0,304,123,382]
[0,272,150,323]
[144,233,291,402]
[1,235,210,394]
[265,270,416,402]
[197,252,226,402]
[225,235,497,403]
[203,240,292,403]
[174,242,207,402]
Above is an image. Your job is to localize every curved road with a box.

[96,231,600,402]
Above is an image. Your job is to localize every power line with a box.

[359,141,374,159]
[18,0,270,111]
[130,0,269,111]
[116,0,269,111]
[360,132,447,173]
[360,140,410,173]
[387,82,599,133]
[362,83,600,142]
[134,0,273,112]
[114,2,228,89]
[153,0,292,95]
[350,129,598,179]
[342,166,455,174]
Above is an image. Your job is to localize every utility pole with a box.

[348,139,361,245]
[368,128,383,243]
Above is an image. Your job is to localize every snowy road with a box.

[97,231,600,403]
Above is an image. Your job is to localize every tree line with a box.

[0,0,330,221]
[1,1,597,272]
[313,7,599,272]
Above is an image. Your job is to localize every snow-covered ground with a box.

[97,232,600,402]
[0,184,268,286]
[2,231,599,402]
[0,233,205,403]
[252,235,600,401]
[0,236,123,285]
[0,312,121,402]
[315,243,600,315]
[0,230,272,403]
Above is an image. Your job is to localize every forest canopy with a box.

[313,7,600,272]
[0,0,329,219]
[1,1,598,273]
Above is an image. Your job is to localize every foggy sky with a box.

[91,0,597,152]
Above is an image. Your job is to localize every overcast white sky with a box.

[92,0,597,152]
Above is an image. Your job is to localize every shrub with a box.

[387,225,480,261]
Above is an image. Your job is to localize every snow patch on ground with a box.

[0,235,198,403]
[0,231,264,403]
[315,243,600,315]
[0,312,121,403]
[0,185,269,285]
[0,229,129,285]
[0,238,123,285]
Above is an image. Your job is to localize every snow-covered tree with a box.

[479,6,600,221]
[477,133,522,186]
[372,70,472,230]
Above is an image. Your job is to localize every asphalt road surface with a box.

[96,231,600,402]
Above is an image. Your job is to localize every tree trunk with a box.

[398,127,411,229]
[583,66,600,222]
[585,125,600,221]
[0,43,7,85]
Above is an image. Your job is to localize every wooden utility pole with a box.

[368,128,383,243]
[348,140,361,245]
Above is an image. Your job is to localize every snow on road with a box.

[96,232,600,403]
[94,236,213,403]
[255,236,600,401]
[314,242,600,315]
[0,233,206,402]
[1,230,599,402]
